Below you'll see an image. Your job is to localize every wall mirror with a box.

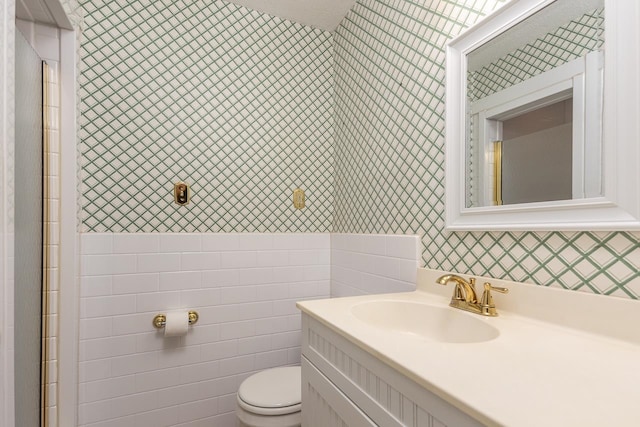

[445,0,640,230]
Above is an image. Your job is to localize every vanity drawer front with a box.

[302,315,484,427]
[302,356,377,427]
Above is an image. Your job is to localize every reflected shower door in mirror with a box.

[465,0,604,208]
[495,98,573,205]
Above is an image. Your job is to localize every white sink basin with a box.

[350,300,499,343]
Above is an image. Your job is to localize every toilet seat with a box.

[237,366,301,416]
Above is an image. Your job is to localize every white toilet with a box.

[236,366,302,427]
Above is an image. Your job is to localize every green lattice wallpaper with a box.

[332,0,640,299]
[468,7,604,101]
[80,0,334,232]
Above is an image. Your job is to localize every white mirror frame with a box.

[445,0,640,231]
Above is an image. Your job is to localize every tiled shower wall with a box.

[15,20,62,425]
[79,0,334,233]
[79,232,330,426]
[332,0,640,299]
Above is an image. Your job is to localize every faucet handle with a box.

[480,282,509,316]
[485,283,508,294]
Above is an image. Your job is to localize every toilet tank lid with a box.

[238,366,301,409]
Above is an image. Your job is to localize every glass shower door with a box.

[14,30,44,427]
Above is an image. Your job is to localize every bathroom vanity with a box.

[300,313,483,427]
[297,268,640,427]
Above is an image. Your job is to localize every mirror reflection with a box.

[465,0,604,208]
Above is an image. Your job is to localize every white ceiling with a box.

[16,0,72,29]
[18,0,356,32]
[224,0,358,31]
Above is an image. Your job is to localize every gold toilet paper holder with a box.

[153,311,199,329]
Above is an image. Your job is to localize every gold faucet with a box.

[436,274,508,317]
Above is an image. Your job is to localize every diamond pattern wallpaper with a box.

[80,0,334,233]
[468,7,604,101]
[78,0,640,299]
[332,0,640,298]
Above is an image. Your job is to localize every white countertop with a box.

[297,268,640,427]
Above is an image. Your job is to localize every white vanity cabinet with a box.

[301,314,484,427]
[299,268,640,426]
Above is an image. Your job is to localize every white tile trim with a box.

[330,234,420,297]
[77,232,331,425]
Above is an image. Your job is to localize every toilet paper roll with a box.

[164,311,189,337]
